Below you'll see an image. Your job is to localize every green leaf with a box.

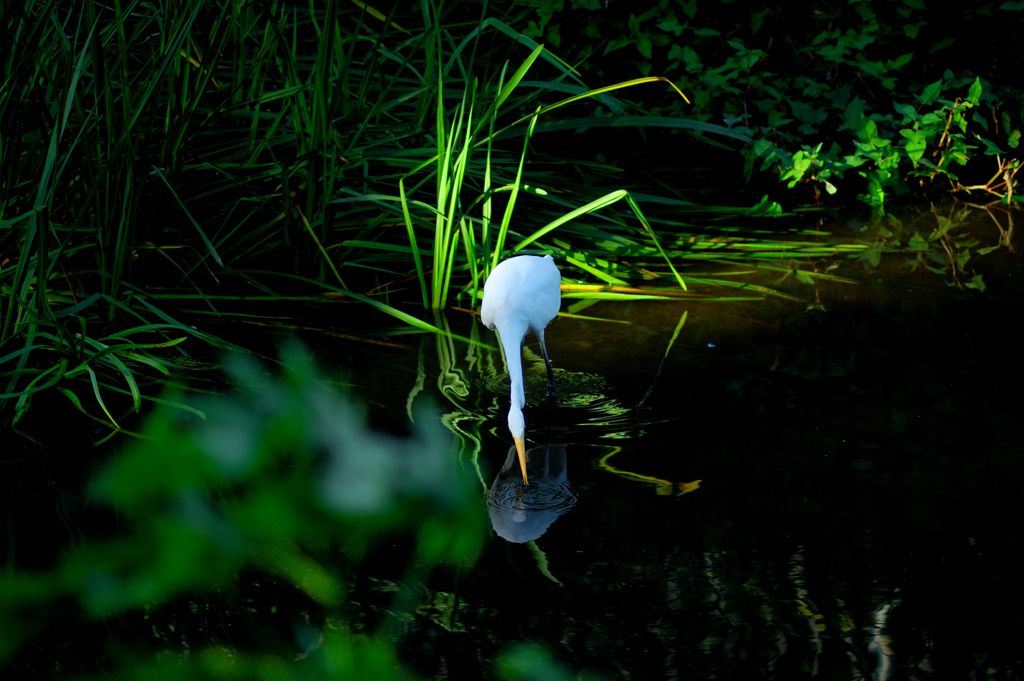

[838,98,866,133]
[968,77,983,105]
[637,36,653,59]
[628,13,641,35]
[928,216,956,241]
[973,108,991,131]
[917,79,944,105]
[899,129,928,165]
[793,268,815,285]
[888,53,914,70]
[151,168,225,268]
[894,102,919,122]
[751,8,770,34]
[857,118,883,146]
[904,22,926,39]
[657,15,685,36]
[858,248,882,268]
[974,134,1006,156]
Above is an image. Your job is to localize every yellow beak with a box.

[513,434,529,485]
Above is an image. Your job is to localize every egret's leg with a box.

[536,329,556,396]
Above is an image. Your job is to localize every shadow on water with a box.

[362,205,1024,679]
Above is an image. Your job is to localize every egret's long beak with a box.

[513,434,529,485]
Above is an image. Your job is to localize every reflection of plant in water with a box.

[597,447,701,497]
[904,205,988,290]
[403,314,494,491]
[964,201,1016,253]
[854,203,1016,291]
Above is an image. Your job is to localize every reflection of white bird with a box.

[486,443,576,543]
[481,255,561,485]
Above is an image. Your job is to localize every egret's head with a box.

[507,405,529,485]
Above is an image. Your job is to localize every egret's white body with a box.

[481,255,561,485]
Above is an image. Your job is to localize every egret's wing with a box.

[482,255,561,332]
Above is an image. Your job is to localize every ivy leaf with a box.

[917,79,943,105]
[858,169,887,208]
[637,35,653,59]
[857,246,882,268]
[791,101,827,133]
[838,98,866,132]
[887,53,914,70]
[968,77,983,104]
[628,13,641,36]
[856,59,887,80]
[657,14,686,36]
[904,21,926,38]
[899,129,928,165]
[856,118,884,147]
[751,8,771,34]
[894,102,919,123]
[974,134,1006,156]
[908,232,929,251]
[781,148,816,186]
[928,216,955,241]
[973,108,990,131]
[817,42,847,62]
[841,154,869,169]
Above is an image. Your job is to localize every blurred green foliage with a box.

[0,341,492,677]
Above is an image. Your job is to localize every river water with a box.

[6,204,1022,679]
[337,204,1024,679]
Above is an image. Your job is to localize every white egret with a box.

[481,255,561,486]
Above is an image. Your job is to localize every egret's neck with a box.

[497,322,528,410]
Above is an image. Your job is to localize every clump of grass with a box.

[1,1,868,430]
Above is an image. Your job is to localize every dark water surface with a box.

[7,207,1024,679]
[335,209,1024,679]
